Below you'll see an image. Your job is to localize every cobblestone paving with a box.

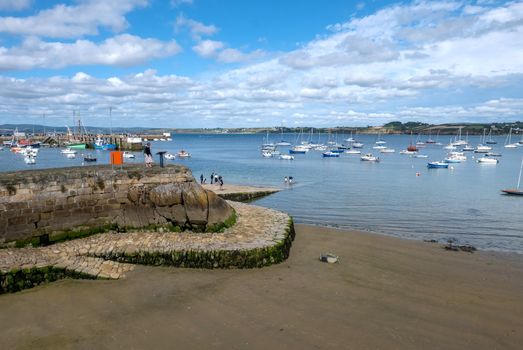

[0,202,290,279]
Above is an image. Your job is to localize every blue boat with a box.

[427,161,449,169]
[329,149,344,153]
[322,151,340,157]
[93,138,117,150]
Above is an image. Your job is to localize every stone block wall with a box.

[0,165,235,243]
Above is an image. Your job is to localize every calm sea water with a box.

[2,133,523,253]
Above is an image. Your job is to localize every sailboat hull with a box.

[501,189,523,195]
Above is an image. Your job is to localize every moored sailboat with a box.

[502,155,523,195]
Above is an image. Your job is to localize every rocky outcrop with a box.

[0,165,235,244]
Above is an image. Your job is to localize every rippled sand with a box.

[1,224,522,350]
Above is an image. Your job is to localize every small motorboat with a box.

[485,152,502,157]
[177,150,191,158]
[443,157,462,163]
[279,154,294,160]
[322,151,340,157]
[262,150,273,158]
[123,151,135,159]
[474,144,492,153]
[83,155,97,162]
[61,148,77,155]
[427,161,449,168]
[361,153,379,162]
[24,156,36,165]
[164,152,176,160]
[477,157,499,164]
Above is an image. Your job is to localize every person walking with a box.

[210,172,214,184]
[200,174,204,184]
[144,142,153,168]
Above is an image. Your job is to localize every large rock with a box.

[0,164,235,242]
[207,190,234,226]
[182,183,209,226]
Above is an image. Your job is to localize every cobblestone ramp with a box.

[1,202,293,293]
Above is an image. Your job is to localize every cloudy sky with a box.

[0,0,522,128]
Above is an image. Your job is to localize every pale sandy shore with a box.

[0,224,522,350]
[202,183,280,195]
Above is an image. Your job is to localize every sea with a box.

[2,133,523,254]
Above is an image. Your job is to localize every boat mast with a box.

[517,156,523,189]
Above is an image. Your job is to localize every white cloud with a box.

[0,34,181,70]
[0,0,146,38]
[170,0,193,7]
[1,1,523,128]
[192,40,225,58]
[175,14,218,40]
[0,0,31,11]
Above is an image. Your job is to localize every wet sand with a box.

[1,224,522,350]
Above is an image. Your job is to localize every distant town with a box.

[1,121,522,137]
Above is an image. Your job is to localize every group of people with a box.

[201,172,224,189]
[284,176,294,184]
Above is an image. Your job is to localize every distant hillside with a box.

[1,121,522,136]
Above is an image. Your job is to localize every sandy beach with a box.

[0,224,522,350]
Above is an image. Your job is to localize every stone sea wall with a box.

[0,165,235,243]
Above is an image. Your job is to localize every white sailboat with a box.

[504,128,519,148]
[502,155,523,195]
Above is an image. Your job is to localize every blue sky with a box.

[0,0,522,128]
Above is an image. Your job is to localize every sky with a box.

[0,0,522,128]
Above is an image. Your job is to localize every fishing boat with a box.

[65,142,87,149]
[322,151,340,157]
[93,137,117,151]
[164,152,176,160]
[83,154,97,162]
[279,154,294,160]
[501,155,523,195]
[123,151,135,159]
[477,157,499,164]
[361,153,379,162]
[177,150,191,158]
[344,149,361,154]
[504,128,519,148]
[427,161,449,169]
